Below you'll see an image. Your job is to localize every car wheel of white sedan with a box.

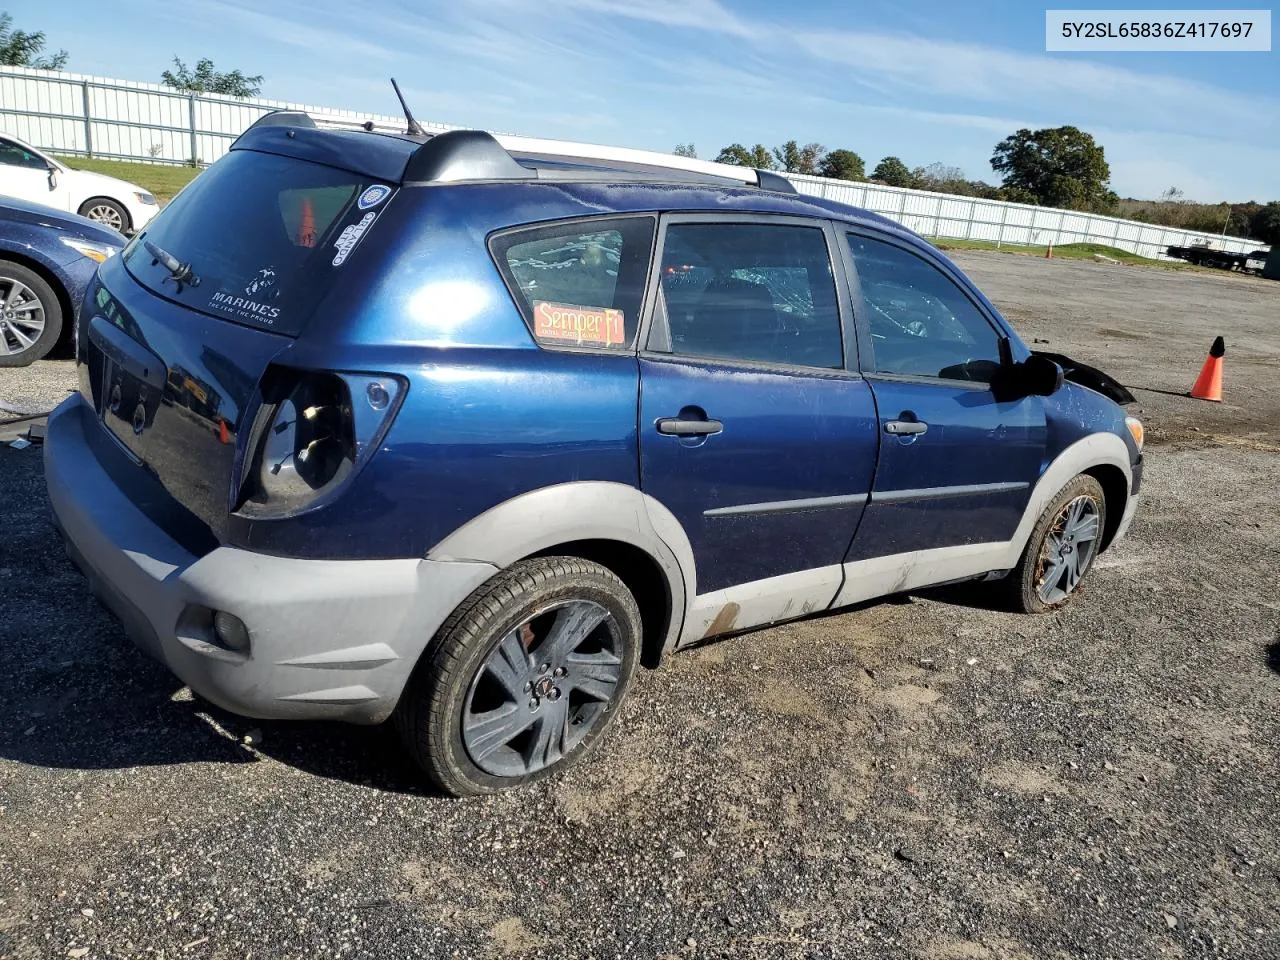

[78,197,131,234]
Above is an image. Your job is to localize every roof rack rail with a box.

[492,133,798,193]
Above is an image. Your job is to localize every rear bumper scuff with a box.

[45,395,497,723]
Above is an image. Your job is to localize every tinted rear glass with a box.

[122,150,394,336]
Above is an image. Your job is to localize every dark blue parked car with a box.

[45,116,1143,794]
[0,197,124,366]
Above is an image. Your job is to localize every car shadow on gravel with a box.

[912,581,1015,612]
[0,447,440,796]
[0,664,439,795]
[0,646,437,794]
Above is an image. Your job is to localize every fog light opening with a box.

[212,611,251,653]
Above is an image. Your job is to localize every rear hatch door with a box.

[79,148,396,535]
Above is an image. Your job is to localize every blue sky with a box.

[21,0,1280,201]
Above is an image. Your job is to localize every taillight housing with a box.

[237,368,405,519]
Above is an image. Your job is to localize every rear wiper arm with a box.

[143,239,200,289]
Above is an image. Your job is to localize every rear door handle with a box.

[657,417,723,437]
[884,420,928,436]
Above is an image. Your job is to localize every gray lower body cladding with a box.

[44,396,496,724]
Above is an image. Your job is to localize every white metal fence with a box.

[0,65,1267,261]
[783,173,1267,261]
[0,65,451,166]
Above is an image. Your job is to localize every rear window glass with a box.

[490,216,656,350]
[122,150,394,336]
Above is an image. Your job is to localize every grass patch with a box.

[929,237,1206,271]
[56,156,202,203]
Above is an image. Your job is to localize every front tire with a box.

[395,557,642,796]
[1002,474,1107,614]
[77,197,131,234]
[0,262,62,367]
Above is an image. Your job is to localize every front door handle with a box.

[884,419,928,436]
[656,417,723,437]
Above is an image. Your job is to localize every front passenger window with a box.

[846,233,1002,383]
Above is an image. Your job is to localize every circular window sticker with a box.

[358,184,392,210]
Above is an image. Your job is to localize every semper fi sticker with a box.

[531,301,626,347]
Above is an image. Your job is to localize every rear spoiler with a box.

[236,112,797,195]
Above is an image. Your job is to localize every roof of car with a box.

[229,118,908,238]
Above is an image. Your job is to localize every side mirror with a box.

[991,346,1063,401]
[47,167,58,190]
[1019,354,1065,396]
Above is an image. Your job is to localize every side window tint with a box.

[0,140,48,170]
[657,223,842,369]
[492,217,655,350]
[846,233,1002,383]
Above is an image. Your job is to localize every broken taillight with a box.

[237,368,405,519]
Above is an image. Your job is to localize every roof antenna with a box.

[390,78,426,137]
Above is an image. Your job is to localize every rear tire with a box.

[77,197,131,234]
[0,261,62,367]
[1000,474,1107,614]
[395,557,641,796]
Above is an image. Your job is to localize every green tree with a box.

[991,126,1116,212]
[998,185,1040,205]
[0,11,67,68]
[1182,204,1233,234]
[871,156,914,187]
[1230,201,1262,233]
[161,57,263,98]
[673,143,697,158]
[819,149,864,181]
[772,140,825,175]
[715,143,776,169]
[1249,202,1280,245]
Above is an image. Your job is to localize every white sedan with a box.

[0,133,159,235]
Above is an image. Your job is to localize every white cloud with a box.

[787,28,1268,138]
[165,0,398,61]
[1096,128,1280,202]
[484,0,754,37]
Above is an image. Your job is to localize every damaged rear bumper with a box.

[45,396,496,724]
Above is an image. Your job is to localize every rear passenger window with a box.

[492,217,655,350]
[655,223,842,369]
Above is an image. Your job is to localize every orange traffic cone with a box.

[1190,336,1224,402]
[297,197,316,248]
[218,419,231,444]
[1045,243,1053,259]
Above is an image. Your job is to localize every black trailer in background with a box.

[1165,243,1270,273]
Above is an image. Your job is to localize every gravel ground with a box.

[0,360,75,417]
[2,254,1278,959]
[946,253,1280,450]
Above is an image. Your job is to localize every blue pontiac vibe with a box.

[45,116,1144,795]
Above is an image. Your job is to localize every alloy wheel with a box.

[1036,494,1101,604]
[0,276,46,357]
[462,599,624,777]
[85,203,124,232]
